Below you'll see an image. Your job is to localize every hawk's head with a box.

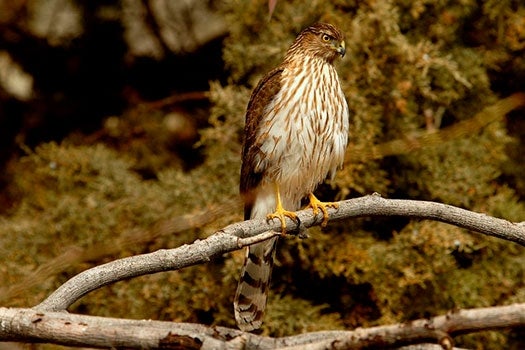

[288,22,346,63]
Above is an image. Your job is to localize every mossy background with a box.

[1,0,524,349]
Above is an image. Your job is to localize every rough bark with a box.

[1,304,523,349]
[1,194,523,349]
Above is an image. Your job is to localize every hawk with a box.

[234,22,349,331]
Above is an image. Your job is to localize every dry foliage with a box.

[0,0,524,349]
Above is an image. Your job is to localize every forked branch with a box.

[0,194,522,349]
[35,194,525,312]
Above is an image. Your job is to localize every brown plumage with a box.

[234,22,349,331]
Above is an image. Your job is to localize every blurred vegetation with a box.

[1,0,525,349]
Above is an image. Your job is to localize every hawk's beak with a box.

[336,41,346,57]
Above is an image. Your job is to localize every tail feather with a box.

[234,236,278,331]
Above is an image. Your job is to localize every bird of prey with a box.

[234,22,349,331]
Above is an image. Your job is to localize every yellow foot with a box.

[267,204,298,233]
[266,183,300,233]
[307,193,338,227]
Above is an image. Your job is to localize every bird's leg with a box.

[266,183,299,233]
[307,193,338,227]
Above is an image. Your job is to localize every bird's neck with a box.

[283,54,332,70]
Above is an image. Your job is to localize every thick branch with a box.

[35,194,525,312]
[1,304,523,349]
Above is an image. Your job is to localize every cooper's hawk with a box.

[234,22,349,331]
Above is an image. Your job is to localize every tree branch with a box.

[1,304,523,349]
[33,230,280,312]
[34,194,525,312]
[1,194,520,348]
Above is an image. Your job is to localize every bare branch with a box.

[330,194,525,245]
[34,230,280,312]
[35,194,525,312]
[0,198,239,305]
[1,304,523,349]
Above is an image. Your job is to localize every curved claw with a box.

[266,183,300,234]
[267,207,299,233]
[307,193,338,227]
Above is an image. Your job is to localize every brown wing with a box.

[240,67,283,219]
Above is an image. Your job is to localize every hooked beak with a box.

[336,40,346,57]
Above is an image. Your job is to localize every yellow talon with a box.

[266,184,298,233]
[267,204,298,233]
[307,193,338,227]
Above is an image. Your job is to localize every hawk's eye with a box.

[322,34,331,42]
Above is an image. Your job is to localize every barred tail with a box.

[234,236,278,331]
